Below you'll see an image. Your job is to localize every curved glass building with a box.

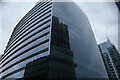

[1,0,108,79]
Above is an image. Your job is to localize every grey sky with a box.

[0,0,118,55]
[77,2,118,46]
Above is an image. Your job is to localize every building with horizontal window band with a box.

[98,39,120,80]
[0,0,108,79]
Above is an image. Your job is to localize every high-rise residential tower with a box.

[0,0,108,79]
[98,39,120,80]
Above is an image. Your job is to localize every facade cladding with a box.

[0,0,108,79]
[98,40,120,80]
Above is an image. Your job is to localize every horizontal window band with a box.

[2,32,50,67]
[2,51,49,78]
[14,2,52,32]
[2,42,49,70]
[2,64,49,79]
[10,2,46,36]
[2,47,49,73]
[17,2,49,24]
[3,18,51,60]
[4,12,51,56]
[7,2,52,41]
[13,2,48,28]
[5,14,51,56]
[4,8,52,55]
[2,19,51,61]
[2,41,49,69]
[6,14,51,52]
[2,67,25,79]
[2,24,50,63]
[6,3,52,46]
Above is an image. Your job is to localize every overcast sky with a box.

[0,0,118,55]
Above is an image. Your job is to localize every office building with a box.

[98,39,120,80]
[0,0,108,79]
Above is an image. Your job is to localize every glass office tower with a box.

[0,0,108,79]
[98,39,120,80]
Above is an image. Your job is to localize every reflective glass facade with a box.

[1,0,108,79]
[52,2,108,78]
